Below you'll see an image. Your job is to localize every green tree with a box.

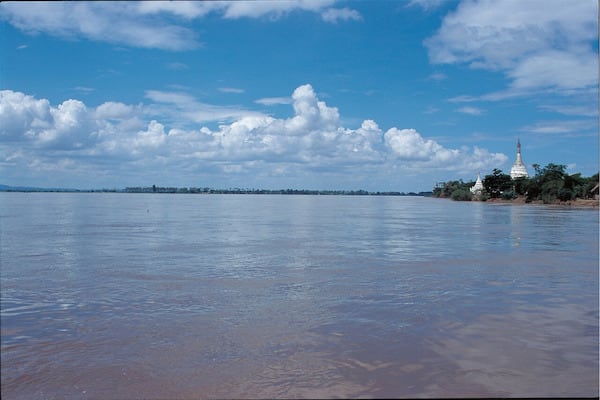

[558,187,574,201]
[525,179,541,201]
[433,179,475,201]
[540,164,567,203]
[435,180,466,198]
[512,176,529,196]
[583,173,600,199]
[502,190,516,200]
[450,188,472,201]
[525,163,569,202]
[483,169,512,198]
[542,163,567,179]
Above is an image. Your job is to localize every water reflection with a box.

[509,204,524,247]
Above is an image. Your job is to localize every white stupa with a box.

[470,172,484,194]
[510,139,529,179]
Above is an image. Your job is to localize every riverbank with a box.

[483,196,599,208]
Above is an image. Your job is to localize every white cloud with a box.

[25,98,92,149]
[145,90,197,106]
[0,2,200,51]
[288,84,340,133]
[508,49,598,90]
[166,62,189,70]
[95,102,136,120]
[427,72,447,81]
[217,1,362,24]
[0,1,362,51]
[385,128,459,162]
[425,0,598,93]
[136,1,220,19]
[539,104,598,117]
[1,86,507,189]
[456,106,484,116]
[0,90,52,140]
[218,87,245,94]
[520,119,597,135]
[321,7,362,23]
[144,89,263,124]
[462,146,509,173]
[135,120,167,149]
[407,0,448,11]
[255,97,293,106]
[74,86,95,93]
[220,0,335,19]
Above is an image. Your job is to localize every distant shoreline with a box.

[453,196,599,208]
[0,185,433,197]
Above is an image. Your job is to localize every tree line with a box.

[433,163,599,203]
[124,185,433,196]
[0,184,434,196]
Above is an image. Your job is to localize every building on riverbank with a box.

[470,172,484,195]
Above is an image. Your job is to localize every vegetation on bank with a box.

[433,163,599,203]
[123,186,433,196]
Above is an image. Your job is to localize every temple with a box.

[510,139,529,179]
[470,172,484,194]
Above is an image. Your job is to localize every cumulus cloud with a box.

[425,0,598,94]
[0,90,51,141]
[95,102,135,120]
[39,99,90,147]
[385,128,447,161]
[134,120,167,149]
[1,85,507,189]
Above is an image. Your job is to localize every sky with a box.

[0,0,598,192]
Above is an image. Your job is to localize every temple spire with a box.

[470,172,483,195]
[510,138,528,179]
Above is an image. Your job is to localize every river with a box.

[1,193,598,398]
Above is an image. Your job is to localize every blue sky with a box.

[1,0,598,191]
